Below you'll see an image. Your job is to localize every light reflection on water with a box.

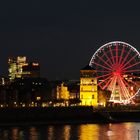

[0,122,139,140]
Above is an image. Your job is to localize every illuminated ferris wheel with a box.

[89,41,140,104]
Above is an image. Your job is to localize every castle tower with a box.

[80,65,98,106]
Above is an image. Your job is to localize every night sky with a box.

[0,1,140,80]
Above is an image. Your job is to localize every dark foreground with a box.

[0,106,140,125]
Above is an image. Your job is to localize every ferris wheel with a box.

[89,41,140,104]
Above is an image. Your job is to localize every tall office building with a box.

[8,56,40,81]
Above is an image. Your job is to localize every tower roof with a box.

[81,65,96,70]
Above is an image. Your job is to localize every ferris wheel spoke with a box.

[102,50,113,66]
[97,55,113,69]
[109,76,117,100]
[123,69,140,73]
[102,78,113,90]
[120,84,131,100]
[98,75,113,86]
[116,43,119,64]
[120,47,132,67]
[109,46,115,64]
[121,54,138,70]
[118,77,131,99]
[118,45,125,65]
[108,76,117,91]
[122,61,140,71]
[96,73,113,79]
[118,84,128,100]
[121,78,132,90]
[99,79,111,90]
[93,61,112,71]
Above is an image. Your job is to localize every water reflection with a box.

[0,123,139,140]
[29,127,38,140]
[11,128,18,140]
[47,126,54,140]
[46,125,71,140]
[19,130,24,140]
[79,124,100,140]
[63,125,71,140]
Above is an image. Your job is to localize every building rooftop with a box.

[81,65,96,70]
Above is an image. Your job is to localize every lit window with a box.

[36,96,41,101]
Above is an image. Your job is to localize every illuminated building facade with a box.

[56,83,69,99]
[8,56,40,81]
[80,65,98,106]
[16,56,27,78]
[8,58,17,81]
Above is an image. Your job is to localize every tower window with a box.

[92,95,94,99]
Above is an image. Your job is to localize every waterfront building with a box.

[50,80,80,106]
[8,56,40,81]
[8,57,18,81]
[8,77,51,107]
[80,65,98,106]
[56,83,69,100]
[67,81,80,99]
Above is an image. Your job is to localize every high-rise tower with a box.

[8,56,40,81]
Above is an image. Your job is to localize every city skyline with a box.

[0,1,140,80]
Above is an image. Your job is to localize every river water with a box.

[0,122,139,140]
